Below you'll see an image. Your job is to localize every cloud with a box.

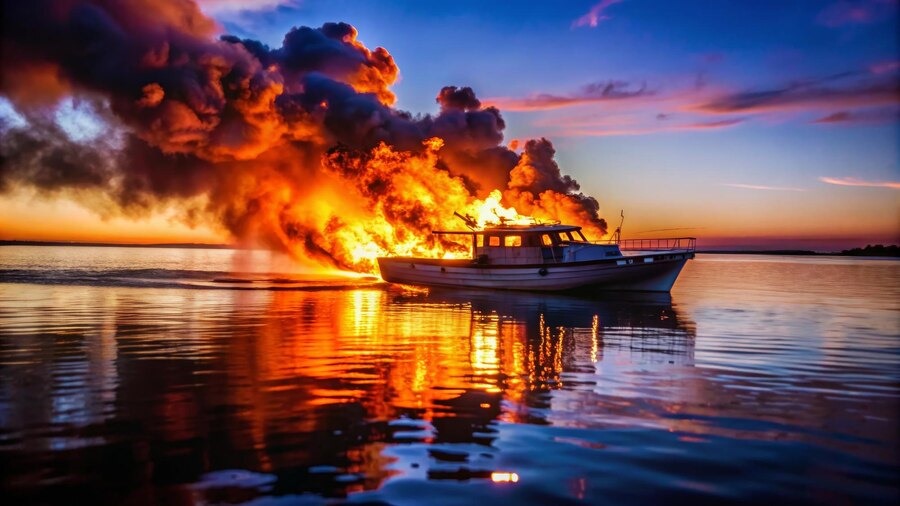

[692,72,899,115]
[195,0,298,14]
[436,86,482,112]
[870,60,900,74]
[816,0,898,27]
[816,111,854,123]
[720,183,806,192]
[698,53,726,65]
[537,111,746,137]
[633,227,704,234]
[686,118,746,129]
[489,66,893,139]
[820,177,900,189]
[572,0,623,29]
[486,80,652,111]
[813,107,898,124]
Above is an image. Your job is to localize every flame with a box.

[262,137,604,274]
[466,189,528,228]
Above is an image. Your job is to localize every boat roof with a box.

[433,222,582,235]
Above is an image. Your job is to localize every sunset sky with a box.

[1,0,898,251]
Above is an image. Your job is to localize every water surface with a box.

[1,246,898,505]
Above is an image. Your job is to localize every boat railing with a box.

[614,237,696,252]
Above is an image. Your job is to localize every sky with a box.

[1,0,898,251]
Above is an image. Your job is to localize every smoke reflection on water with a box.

[0,249,898,504]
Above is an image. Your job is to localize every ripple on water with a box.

[0,250,898,504]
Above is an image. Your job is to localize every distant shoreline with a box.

[0,239,235,250]
[698,249,895,257]
[699,249,822,255]
[3,239,897,257]
[701,244,899,257]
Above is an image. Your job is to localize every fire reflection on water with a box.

[0,283,694,501]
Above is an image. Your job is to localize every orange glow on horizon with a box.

[0,194,227,245]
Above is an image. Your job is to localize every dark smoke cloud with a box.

[437,86,482,111]
[1,0,607,267]
[509,138,580,195]
[0,117,116,194]
[508,139,603,230]
[2,0,287,161]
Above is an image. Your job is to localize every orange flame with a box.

[255,137,606,274]
[466,189,528,228]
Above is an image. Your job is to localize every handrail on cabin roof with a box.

[432,223,581,235]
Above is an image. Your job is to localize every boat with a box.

[377,214,695,292]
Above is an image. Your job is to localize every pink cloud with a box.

[572,0,623,29]
[813,108,898,124]
[487,67,896,138]
[720,183,806,192]
[196,0,297,14]
[687,118,746,129]
[698,53,726,65]
[870,60,900,74]
[816,0,897,27]
[691,73,898,115]
[820,177,900,189]
[485,80,652,111]
[552,117,746,137]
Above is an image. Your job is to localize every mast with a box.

[613,210,624,244]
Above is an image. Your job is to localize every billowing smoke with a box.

[1,0,607,271]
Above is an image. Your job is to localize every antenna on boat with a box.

[454,211,478,230]
[613,210,624,244]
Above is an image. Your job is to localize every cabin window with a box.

[523,234,541,247]
[504,235,522,247]
[576,231,587,241]
[562,231,574,241]
[541,234,553,246]
[488,236,501,247]
[476,236,484,247]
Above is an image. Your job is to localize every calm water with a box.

[0,246,898,505]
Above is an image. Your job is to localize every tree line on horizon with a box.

[840,244,899,257]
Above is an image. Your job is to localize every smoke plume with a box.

[1,0,607,271]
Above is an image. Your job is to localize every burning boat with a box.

[377,213,695,292]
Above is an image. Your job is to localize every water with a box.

[1,246,898,505]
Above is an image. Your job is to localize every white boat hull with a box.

[377,252,693,292]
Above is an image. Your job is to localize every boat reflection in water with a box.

[368,288,696,490]
[0,283,695,503]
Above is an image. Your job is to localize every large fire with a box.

[0,1,608,275]
[282,136,607,273]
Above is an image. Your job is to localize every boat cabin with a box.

[435,223,622,265]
